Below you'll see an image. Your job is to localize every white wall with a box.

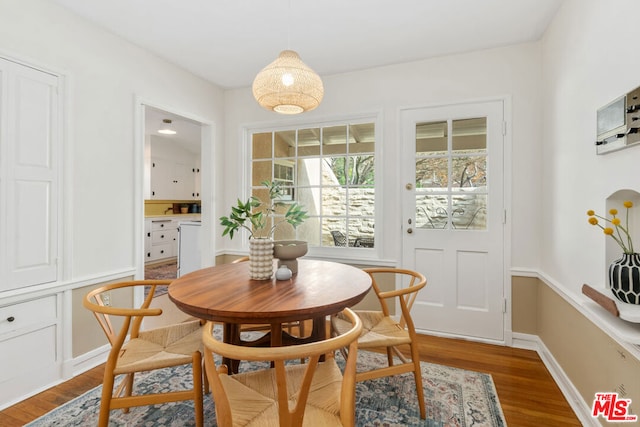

[541,0,640,296]
[223,43,543,268]
[0,0,224,280]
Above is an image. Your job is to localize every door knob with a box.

[407,228,413,234]
[405,183,413,190]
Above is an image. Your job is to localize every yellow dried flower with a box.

[588,202,635,254]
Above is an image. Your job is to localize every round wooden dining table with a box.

[168,259,371,372]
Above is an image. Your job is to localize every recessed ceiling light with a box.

[158,119,177,135]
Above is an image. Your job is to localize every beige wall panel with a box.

[537,284,640,424]
[72,278,133,357]
[511,276,538,334]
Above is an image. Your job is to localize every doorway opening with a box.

[141,105,207,283]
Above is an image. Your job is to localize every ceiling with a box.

[49,0,564,90]
[145,106,202,154]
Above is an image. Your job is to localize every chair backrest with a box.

[330,230,347,247]
[363,268,427,330]
[202,308,362,427]
[83,280,170,362]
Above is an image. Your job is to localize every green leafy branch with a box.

[220,181,308,240]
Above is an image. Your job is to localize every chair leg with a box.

[299,320,305,337]
[386,347,394,366]
[98,373,115,427]
[410,342,426,419]
[193,352,204,427]
[202,358,210,394]
[122,373,134,413]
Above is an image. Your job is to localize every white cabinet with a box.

[149,137,199,200]
[145,218,179,263]
[193,160,201,199]
[0,294,61,405]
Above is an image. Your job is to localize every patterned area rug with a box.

[26,342,505,427]
[144,260,177,298]
[145,259,177,280]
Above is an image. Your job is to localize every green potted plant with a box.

[220,180,307,279]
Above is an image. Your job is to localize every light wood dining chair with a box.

[83,280,204,427]
[330,267,428,419]
[202,307,362,427]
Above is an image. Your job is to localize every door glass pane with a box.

[416,194,449,229]
[416,157,448,191]
[451,155,487,191]
[415,116,489,230]
[452,118,486,153]
[416,121,447,155]
[451,194,487,230]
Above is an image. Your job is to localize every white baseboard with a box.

[71,344,110,376]
[512,332,599,427]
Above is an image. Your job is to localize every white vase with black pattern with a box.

[249,238,273,280]
[609,253,640,304]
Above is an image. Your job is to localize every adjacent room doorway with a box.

[138,102,214,283]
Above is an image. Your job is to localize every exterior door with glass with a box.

[401,100,506,341]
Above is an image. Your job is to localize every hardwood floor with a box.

[0,333,581,426]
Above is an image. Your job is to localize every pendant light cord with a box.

[287,0,291,50]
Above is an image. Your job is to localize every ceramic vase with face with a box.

[249,238,273,280]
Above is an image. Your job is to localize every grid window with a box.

[250,122,376,248]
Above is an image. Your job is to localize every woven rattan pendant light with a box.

[252,50,324,114]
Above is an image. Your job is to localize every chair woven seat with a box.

[222,360,344,426]
[115,319,203,374]
[332,310,411,348]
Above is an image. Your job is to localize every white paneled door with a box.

[401,100,506,341]
[0,58,59,290]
